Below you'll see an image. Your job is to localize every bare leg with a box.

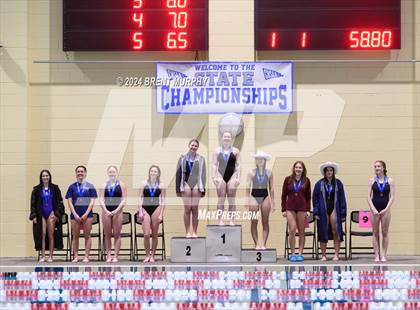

[182,184,192,237]
[296,211,307,255]
[286,211,298,255]
[329,211,340,260]
[380,210,391,261]
[41,217,47,260]
[46,213,56,261]
[226,178,238,225]
[320,242,327,260]
[102,211,112,261]
[260,198,271,249]
[141,210,152,262]
[371,211,381,261]
[71,220,80,261]
[216,181,227,225]
[82,218,93,261]
[190,186,201,237]
[150,206,162,262]
[112,210,123,261]
[248,197,259,248]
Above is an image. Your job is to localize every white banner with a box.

[156,62,293,114]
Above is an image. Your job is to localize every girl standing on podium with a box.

[281,161,311,262]
[368,160,395,262]
[176,139,206,238]
[312,162,347,261]
[99,166,127,263]
[30,169,65,262]
[212,131,241,226]
[246,151,275,250]
[137,165,166,262]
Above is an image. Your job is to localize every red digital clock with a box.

[63,0,208,51]
[255,0,401,50]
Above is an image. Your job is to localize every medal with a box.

[186,156,194,173]
[325,182,333,202]
[256,169,265,188]
[76,182,86,196]
[148,182,158,202]
[107,181,118,197]
[375,176,388,197]
[42,187,51,207]
[293,179,302,196]
[221,146,232,162]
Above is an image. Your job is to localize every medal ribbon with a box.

[375,176,388,194]
[293,179,302,194]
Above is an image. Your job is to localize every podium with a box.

[206,225,242,263]
[170,237,206,263]
[241,249,277,263]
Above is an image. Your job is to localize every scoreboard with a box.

[63,0,401,52]
[255,0,401,50]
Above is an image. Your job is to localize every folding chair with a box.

[134,213,166,261]
[349,210,374,259]
[284,211,317,259]
[72,212,102,260]
[101,211,134,261]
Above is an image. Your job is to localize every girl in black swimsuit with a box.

[247,151,275,250]
[368,160,394,262]
[137,165,166,263]
[212,132,241,226]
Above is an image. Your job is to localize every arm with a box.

[201,158,206,197]
[137,183,145,220]
[269,172,275,211]
[234,149,241,185]
[83,194,96,221]
[380,178,395,214]
[281,177,288,214]
[99,183,109,214]
[112,181,127,215]
[159,183,166,220]
[367,179,378,215]
[29,189,37,222]
[312,183,320,218]
[68,198,80,222]
[212,149,221,185]
[245,171,253,206]
[175,156,182,195]
[306,179,312,212]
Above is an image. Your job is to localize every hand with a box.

[32,218,37,224]
[105,210,113,217]
[306,211,311,218]
[81,214,88,222]
[372,208,379,216]
[213,178,220,187]
[158,213,163,222]
[271,203,276,212]
[282,212,287,218]
[234,179,240,187]
[379,208,388,215]
[73,214,81,222]
[137,211,144,222]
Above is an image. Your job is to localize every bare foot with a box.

[112,257,119,263]
[72,257,79,263]
[255,245,261,250]
[320,256,327,261]
[39,257,45,263]
[332,256,339,261]
[143,256,150,263]
[260,246,266,250]
[47,257,53,263]
[380,256,387,262]
[374,256,381,262]
[218,220,225,226]
[186,232,192,238]
[192,233,198,238]
[82,257,89,263]
[229,220,235,226]
[106,256,112,263]
[149,256,155,263]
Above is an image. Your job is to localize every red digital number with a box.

[133,12,143,28]
[167,32,187,49]
[270,32,278,48]
[133,32,143,49]
[301,32,307,48]
[169,12,188,28]
[167,0,187,8]
[350,31,393,48]
[133,0,143,8]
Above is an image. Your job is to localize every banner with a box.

[156,62,293,114]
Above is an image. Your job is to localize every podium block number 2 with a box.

[186,245,191,256]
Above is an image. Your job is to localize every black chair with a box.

[37,213,71,261]
[101,212,134,261]
[71,212,102,260]
[134,213,166,261]
[316,216,348,260]
[284,211,317,259]
[349,210,374,259]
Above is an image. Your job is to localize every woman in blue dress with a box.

[312,162,347,261]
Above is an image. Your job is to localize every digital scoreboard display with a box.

[63,0,208,51]
[255,0,401,50]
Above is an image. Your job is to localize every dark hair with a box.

[39,169,52,186]
[75,165,87,173]
[290,161,307,184]
[189,139,199,147]
[375,160,388,176]
[148,165,161,184]
[323,166,336,179]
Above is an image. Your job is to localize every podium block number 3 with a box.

[256,252,262,262]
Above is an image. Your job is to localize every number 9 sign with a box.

[359,211,372,228]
